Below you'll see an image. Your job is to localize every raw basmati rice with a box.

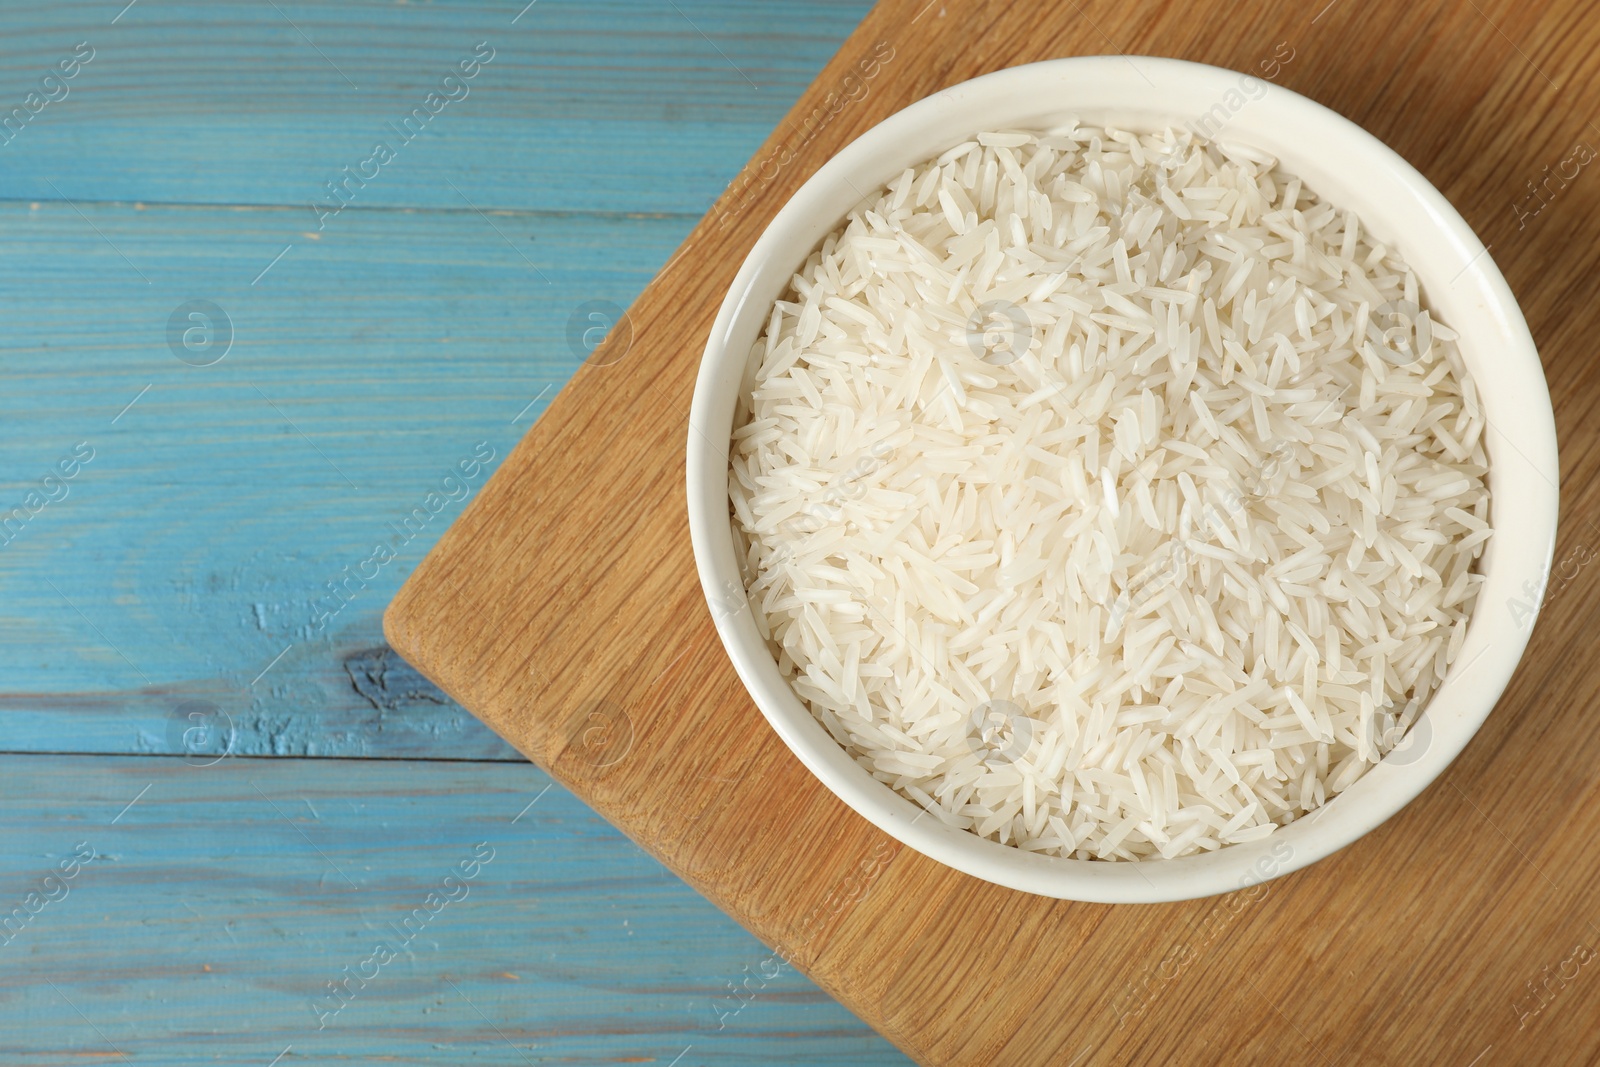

[726,121,1490,860]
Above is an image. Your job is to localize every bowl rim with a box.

[686,55,1560,903]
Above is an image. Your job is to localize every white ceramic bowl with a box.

[686,57,1559,903]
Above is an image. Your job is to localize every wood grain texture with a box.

[0,755,902,1065]
[387,0,1600,1063]
[0,201,681,761]
[0,0,865,215]
[0,0,870,760]
[1,2,904,1062]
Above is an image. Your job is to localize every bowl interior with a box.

[687,56,1558,902]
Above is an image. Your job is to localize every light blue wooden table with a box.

[0,2,910,1062]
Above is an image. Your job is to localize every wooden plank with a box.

[0,0,869,215]
[0,753,906,1065]
[386,0,1600,1063]
[0,201,689,760]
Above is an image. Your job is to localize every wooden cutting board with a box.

[385,1,1600,1062]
